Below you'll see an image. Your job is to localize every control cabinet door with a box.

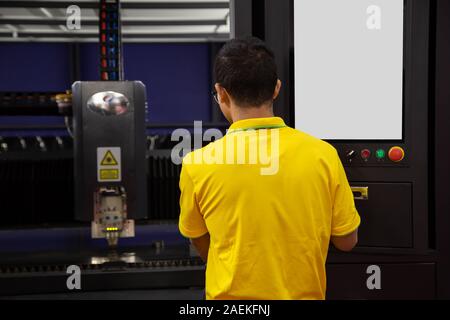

[326,263,435,300]
[351,182,413,248]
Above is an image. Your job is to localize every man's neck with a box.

[231,105,275,123]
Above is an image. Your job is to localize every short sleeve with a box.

[178,163,208,239]
[331,152,361,236]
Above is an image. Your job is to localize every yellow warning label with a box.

[97,147,121,182]
[100,150,118,166]
[99,169,119,180]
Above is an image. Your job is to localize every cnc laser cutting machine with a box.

[72,81,147,247]
[0,0,205,297]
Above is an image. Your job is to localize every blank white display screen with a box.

[294,0,404,140]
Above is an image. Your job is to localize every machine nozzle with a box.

[92,187,135,247]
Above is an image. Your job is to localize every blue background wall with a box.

[0,42,213,135]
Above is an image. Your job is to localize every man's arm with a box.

[331,228,358,252]
[179,162,210,258]
[191,233,210,263]
[330,150,361,252]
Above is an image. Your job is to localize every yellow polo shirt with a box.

[179,117,360,300]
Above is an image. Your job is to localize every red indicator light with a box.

[361,149,371,160]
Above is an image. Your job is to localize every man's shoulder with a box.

[181,138,224,166]
[285,127,338,157]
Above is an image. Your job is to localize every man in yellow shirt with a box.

[178,37,360,300]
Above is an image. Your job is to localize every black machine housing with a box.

[72,81,147,222]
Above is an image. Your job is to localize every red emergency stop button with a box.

[388,146,405,162]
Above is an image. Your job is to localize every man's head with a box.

[214,37,282,122]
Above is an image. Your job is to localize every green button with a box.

[375,149,385,159]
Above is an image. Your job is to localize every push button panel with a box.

[335,144,407,167]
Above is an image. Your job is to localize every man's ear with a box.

[215,83,233,123]
[273,79,282,100]
[215,83,230,105]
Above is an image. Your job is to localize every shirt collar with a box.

[228,117,287,133]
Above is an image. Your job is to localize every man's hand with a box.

[191,233,210,263]
[331,229,358,252]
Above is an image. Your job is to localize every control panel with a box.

[334,144,407,167]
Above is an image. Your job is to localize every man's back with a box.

[179,117,360,300]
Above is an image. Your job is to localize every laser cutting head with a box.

[72,81,147,247]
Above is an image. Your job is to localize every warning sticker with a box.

[97,147,121,182]
[99,169,119,180]
[100,150,119,166]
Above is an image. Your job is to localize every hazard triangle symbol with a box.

[101,150,118,166]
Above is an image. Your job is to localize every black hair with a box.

[214,37,278,107]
